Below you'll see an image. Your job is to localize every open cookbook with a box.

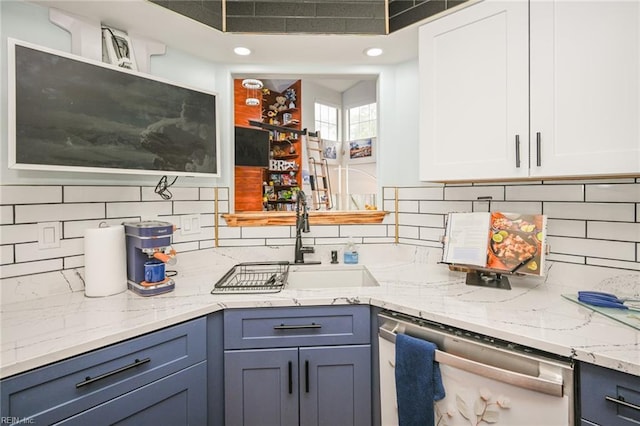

[442,212,547,276]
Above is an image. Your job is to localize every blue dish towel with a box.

[395,333,446,426]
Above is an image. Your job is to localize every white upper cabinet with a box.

[529,1,640,178]
[419,0,640,182]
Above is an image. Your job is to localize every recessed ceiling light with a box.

[234,47,251,56]
[365,48,383,57]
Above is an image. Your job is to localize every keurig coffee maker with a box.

[124,221,177,296]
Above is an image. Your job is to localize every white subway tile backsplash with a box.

[506,184,583,201]
[397,200,419,213]
[419,227,445,242]
[141,186,199,201]
[64,218,137,239]
[419,200,472,214]
[585,183,640,202]
[307,225,340,238]
[0,259,63,279]
[217,226,241,239]
[339,224,387,237]
[547,236,635,261]
[544,202,634,222]
[217,200,230,214]
[217,187,229,201]
[444,186,504,201]
[218,238,269,247]
[172,241,200,253]
[1,245,14,265]
[546,253,585,264]
[546,219,585,238]
[587,258,640,271]
[64,186,140,203]
[0,206,13,225]
[398,226,420,239]
[398,213,444,228]
[398,186,444,200]
[64,255,84,269]
[15,238,84,263]
[106,202,171,219]
[0,224,38,244]
[241,226,290,239]
[15,203,105,224]
[489,201,542,215]
[588,222,640,242]
[1,186,62,205]
[383,186,396,200]
[173,201,215,215]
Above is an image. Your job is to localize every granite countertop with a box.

[1,244,639,379]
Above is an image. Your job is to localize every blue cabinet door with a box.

[299,345,371,426]
[54,361,207,425]
[225,348,299,426]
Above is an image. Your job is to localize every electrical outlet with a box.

[181,214,201,236]
[37,221,61,249]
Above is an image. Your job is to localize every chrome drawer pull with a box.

[274,323,322,330]
[515,134,521,168]
[605,395,640,411]
[76,357,151,388]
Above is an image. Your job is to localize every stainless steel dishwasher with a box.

[378,312,575,426]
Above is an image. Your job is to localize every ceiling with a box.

[29,0,473,92]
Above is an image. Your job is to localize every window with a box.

[314,102,338,141]
[348,103,377,140]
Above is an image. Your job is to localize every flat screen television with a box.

[8,38,220,177]
[234,126,270,167]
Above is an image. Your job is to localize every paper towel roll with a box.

[84,224,127,297]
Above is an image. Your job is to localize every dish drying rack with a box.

[211,261,290,294]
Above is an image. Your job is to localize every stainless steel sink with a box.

[286,264,379,289]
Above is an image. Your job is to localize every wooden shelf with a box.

[222,210,389,226]
[249,120,307,135]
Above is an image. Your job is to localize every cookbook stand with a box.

[447,263,519,290]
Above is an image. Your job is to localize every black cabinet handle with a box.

[288,361,293,394]
[76,357,150,388]
[274,323,322,330]
[536,132,542,167]
[515,134,521,168]
[305,360,310,393]
[605,395,640,411]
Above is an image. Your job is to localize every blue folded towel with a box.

[395,333,446,426]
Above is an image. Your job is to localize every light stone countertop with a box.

[1,244,639,379]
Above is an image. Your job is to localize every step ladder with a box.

[305,131,333,210]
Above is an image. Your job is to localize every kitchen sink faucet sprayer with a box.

[294,190,320,264]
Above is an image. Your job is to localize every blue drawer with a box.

[224,305,370,349]
[1,317,205,425]
[580,362,640,426]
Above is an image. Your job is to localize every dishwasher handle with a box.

[379,327,564,397]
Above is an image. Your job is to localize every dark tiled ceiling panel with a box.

[150,0,224,31]
[388,0,468,33]
[149,0,468,35]
[226,1,386,34]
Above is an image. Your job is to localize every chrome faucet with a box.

[294,190,319,264]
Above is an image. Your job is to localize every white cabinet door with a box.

[530,1,640,178]
[419,1,529,182]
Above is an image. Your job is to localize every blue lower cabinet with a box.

[299,345,371,426]
[225,347,300,425]
[54,361,207,425]
[224,345,371,426]
[579,362,640,425]
[0,318,207,425]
